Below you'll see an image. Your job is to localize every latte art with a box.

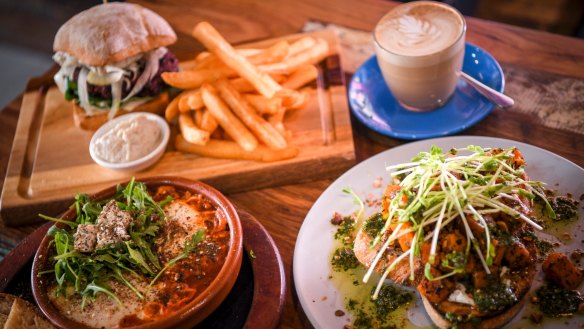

[375,1,463,57]
[396,15,440,47]
[374,1,466,111]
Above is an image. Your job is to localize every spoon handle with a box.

[459,71,514,108]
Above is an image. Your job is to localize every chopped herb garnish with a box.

[536,284,584,316]
[331,247,360,271]
[547,196,579,222]
[363,212,385,238]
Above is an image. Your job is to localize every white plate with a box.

[293,136,584,329]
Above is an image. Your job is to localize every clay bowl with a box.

[31,176,243,329]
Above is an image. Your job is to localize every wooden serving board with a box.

[1,29,355,226]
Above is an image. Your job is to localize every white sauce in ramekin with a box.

[92,114,161,163]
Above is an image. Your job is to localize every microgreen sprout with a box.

[342,186,365,226]
[361,145,545,300]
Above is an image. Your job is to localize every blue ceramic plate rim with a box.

[348,43,505,140]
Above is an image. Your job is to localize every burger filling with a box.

[53,48,179,118]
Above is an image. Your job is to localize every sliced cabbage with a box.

[53,48,167,118]
[77,67,92,115]
[87,67,125,86]
[109,79,123,120]
[122,47,167,102]
[53,52,79,94]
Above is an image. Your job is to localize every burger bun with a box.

[53,2,176,66]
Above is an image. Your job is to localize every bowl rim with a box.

[31,176,243,329]
[88,112,170,171]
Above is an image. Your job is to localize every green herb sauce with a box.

[536,284,584,316]
[363,212,385,238]
[474,282,518,313]
[373,284,414,317]
[548,196,579,222]
[334,215,356,244]
[329,212,428,329]
[331,247,360,272]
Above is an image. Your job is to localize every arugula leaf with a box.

[108,265,144,300]
[125,242,155,275]
[83,281,122,306]
[39,214,78,229]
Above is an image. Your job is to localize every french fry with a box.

[259,38,329,74]
[229,74,287,93]
[196,41,287,70]
[194,108,204,126]
[268,107,286,128]
[179,59,198,71]
[278,88,309,109]
[216,79,287,150]
[288,36,317,56]
[282,65,318,90]
[246,40,289,65]
[196,48,261,65]
[164,93,181,122]
[201,83,258,151]
[178,89,203,112]
[195,51,212,62]
[176,135,298,162]
[244,94,282,115]
[179,113,210,145]
[162,66,236,89]
[192,21,282,98]
[199,109,219,133]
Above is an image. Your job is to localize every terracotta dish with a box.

[31,176,243,329]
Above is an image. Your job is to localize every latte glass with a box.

[374,1,466,111]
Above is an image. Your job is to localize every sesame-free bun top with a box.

[53,2,176,67]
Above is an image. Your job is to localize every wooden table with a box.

[1,1,583,328]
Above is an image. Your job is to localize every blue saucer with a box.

[348,43,504,140]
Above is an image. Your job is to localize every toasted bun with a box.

[53,2,176,66]
[421,295,525,329]
[72,92,170,130]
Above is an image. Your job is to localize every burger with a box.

[52,2,179,130]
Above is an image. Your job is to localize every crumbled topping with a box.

[74,224,98,252]
[96,200,132,249]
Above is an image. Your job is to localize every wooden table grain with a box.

[1,1,583,328]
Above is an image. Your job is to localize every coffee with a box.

[374,1,466,111]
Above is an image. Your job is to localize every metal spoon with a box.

[459,71,515,108]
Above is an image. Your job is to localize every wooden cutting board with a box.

[1,29,355,226]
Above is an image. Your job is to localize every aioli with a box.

[93,114,161,163]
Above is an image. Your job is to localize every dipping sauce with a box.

[93,114,161,163]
